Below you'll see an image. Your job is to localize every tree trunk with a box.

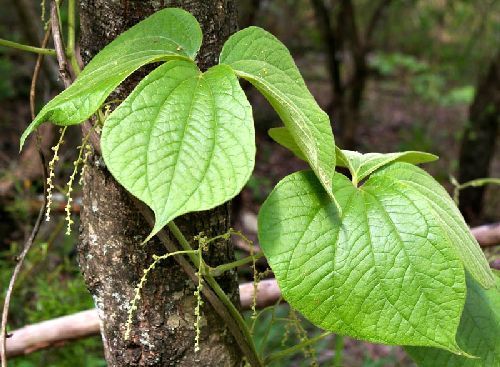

[458,50,500,224]
[77,1,241,366]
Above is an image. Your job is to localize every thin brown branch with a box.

[0,175,47,367]
[310,0,343,98]
[0,25,51,367]
[11,0,59,85]
[364,0,393,49]
[50,1,73,87]
[30,29,52,120]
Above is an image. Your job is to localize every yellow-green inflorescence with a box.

[64,129,93,235]
[124,248,202,348]
[46,127,67,222]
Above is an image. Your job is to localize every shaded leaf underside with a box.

[406,273,500,366]
[220,27,337,202]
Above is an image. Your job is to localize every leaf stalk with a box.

[0,38,56,56]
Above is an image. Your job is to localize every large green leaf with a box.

[406,272,500,366]
[101,60,255,240]
[336,149,438,185]
[258,162,493,351]
[220,27,337,203]
[20,8,202,149]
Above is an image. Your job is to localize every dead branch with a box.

[471,222,500,247]
[3,279,282,358]
[5,310,100,358]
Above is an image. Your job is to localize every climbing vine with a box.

[13,7,500,367]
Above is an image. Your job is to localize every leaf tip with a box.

[19,126,32,152]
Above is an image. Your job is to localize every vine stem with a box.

[167,222,262,365]
[132,204,263,367]
[66,0,80,75]
[264,331,330,364]
[0,38,56,56]
[334,334,344,367]
[209,252,264,276]
[0,27,51,367]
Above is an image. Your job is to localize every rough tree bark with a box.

[458,50,500,224]
[77,1,242,366]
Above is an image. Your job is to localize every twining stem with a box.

[66,0,80,75]
[67,0,75,56]
[251,298,282,334]
[167,221,261,365]
[452,176,500,205]
[264,332,330,364]
[210,252,264,276]
[334,334,344,367]
[50,1,72,88]
[167,222,202,265]
[134,201,262,367]
[0,38,56,56]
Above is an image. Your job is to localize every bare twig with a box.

[0,187,47,367]
[0,24,51,367]
[5,310,100,358]
[50,1,73,87]
[30,29,52,120]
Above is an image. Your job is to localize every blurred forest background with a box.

[0,0,499,366]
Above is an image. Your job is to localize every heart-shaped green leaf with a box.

[21,8,202,149]
[258,162,493,351]
[405,272,500,366]
[336,149,438,185]
[220,27,337,203]
[101,60,255,240]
